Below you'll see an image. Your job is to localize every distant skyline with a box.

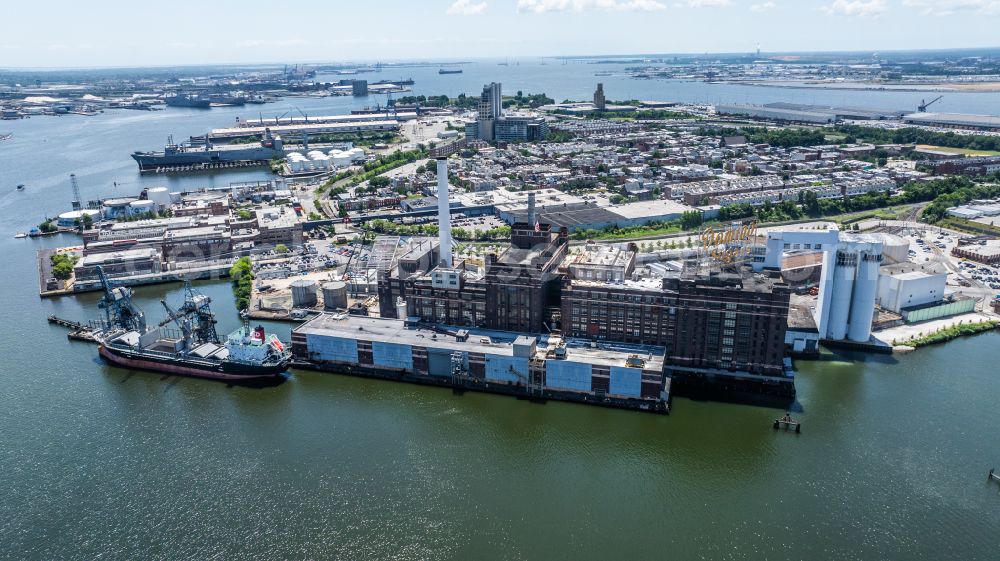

[2,0,999,68]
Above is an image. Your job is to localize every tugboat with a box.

[16,184,24,191]
[91,267,290,385]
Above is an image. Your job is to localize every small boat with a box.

[16,184,25,191]
[773,413,801,433]
[14,232,27,239]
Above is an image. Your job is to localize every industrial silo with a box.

[826,249,857,340]
[146,187,172,210]
[322,281,348,310]
[290,279,318,308]
[872,233,908,264]
[848,248,884,342]
[129,199,156,216]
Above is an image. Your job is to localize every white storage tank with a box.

[56,208,101,228]
[146,187,172,210]
[290,279,318,308]
[129,199,156,215]
[102,198,136,219]
[826,250,857,340]
[328,150,352,168]
[322,281,348,310]
[870,233,908,264]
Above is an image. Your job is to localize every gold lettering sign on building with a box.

[699,221,758,264]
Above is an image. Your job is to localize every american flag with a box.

[534,221,541,233]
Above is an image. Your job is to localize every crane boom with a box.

[918,95,943,112]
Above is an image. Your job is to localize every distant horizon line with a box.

[2,46,999,72]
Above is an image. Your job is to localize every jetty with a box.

[48,315,99,343]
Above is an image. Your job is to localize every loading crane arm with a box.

[918,95,943,112]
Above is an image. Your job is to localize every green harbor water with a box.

[3,237,1000,559]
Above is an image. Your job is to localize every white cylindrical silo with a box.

[826,250,857,340]
[847,250,883,342]
[147,187,171,209]
[130,200,155,215]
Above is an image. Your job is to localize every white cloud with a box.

[749,1,776,11]
[516,0,666,13]
[447,0,488,15]
[678,0,733,6]
[821,0,887,17]
[901,0,1000,17]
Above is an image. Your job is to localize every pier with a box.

[47,316,99,343]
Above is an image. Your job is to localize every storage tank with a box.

[290,279,318,308]
[56,209,100,228]
[848,250,883,342]
[871,233,908,264]
[328,150,352,168]
[146,187,172,209]
[129,200,155,215]
[102,198,135,219]
[322,281,348,310]
[826,249,857,340]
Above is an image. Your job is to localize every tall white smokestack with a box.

[436,157,453,268]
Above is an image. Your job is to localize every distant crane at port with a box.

[96,266,146,333]
[918,95,943,112]
[70,173,82,211]
[295,106,309,123]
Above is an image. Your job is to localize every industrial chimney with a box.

[436,158,453,268]
[527,192,537,226]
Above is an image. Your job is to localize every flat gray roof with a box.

[295,314,664,370]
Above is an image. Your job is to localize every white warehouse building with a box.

[876,267,947,314]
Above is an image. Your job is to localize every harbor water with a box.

[2,61,1000,559]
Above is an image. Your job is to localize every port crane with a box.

[918,96,943,112]
[156,281,220,344]
[96,266,146,333]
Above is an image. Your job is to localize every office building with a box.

[594,83,606,112]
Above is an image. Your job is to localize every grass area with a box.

[937,217,1000,236]
[904,321,998,348]
[836,205,913,224]
[916,144,1000,157]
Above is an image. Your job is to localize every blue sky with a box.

[1,0,999,67]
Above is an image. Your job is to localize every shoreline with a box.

[711,80,1000,94]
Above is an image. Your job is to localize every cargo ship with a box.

[164,93,211,108]
[130,131,284,171]
[92,268,290,385]
[438,68,463,74]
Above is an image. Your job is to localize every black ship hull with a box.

[99,344,289,386]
